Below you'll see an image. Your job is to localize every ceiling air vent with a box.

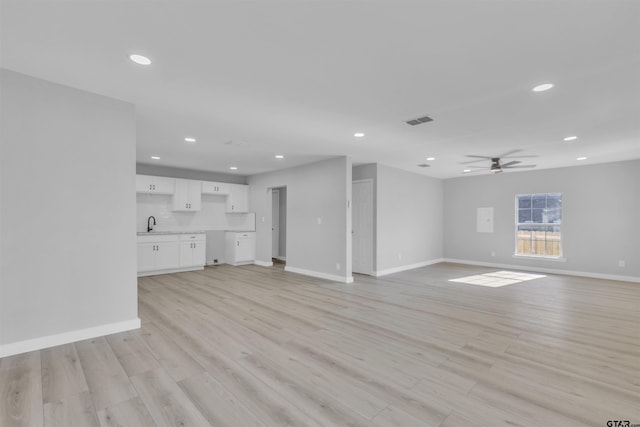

[417,163,431,168]
[406,115,433,126]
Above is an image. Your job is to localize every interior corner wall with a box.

[353,164,378,271]
[376,165,444,274]
[443,159,640,280]
[0,69,139,356]
[248,157,352,282]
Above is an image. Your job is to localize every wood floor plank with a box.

[43,390,100,427]
[41,344,88,404]
[0,353,43,427]
[74,337,138,410]
[96,397,157,427]
[129,368,211,427]
[105,331,161,377]
[178,371,266,427]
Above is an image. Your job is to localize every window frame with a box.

[514,192,564,260]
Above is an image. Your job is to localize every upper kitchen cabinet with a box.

[136,174,174,194]
[201,181,229,195]
[173,179,202,211]
[226,183,249,213]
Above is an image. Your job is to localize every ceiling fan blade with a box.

[496,149,522,158]
[504,164,536,168]
[460,158,489,164]
[501,160,520,167]
[464,155,493,159]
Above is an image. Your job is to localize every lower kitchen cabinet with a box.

[179,234,206,267]
[225,231,256,266]
[137,233,206,276]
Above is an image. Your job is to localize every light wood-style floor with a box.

[2,262,639,427]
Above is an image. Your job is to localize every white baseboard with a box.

[254,260,273,267]
[284,266,353,283]
[374,258,445,277]
[443,258,640,283]
[137,265,204,277]
[0,318,141,358]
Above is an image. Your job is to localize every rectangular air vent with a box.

[406,115,433,126]
[417,163,431,168]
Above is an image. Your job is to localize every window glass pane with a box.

[546,208,561,223]
[532,208,544,223]
[532,195,546,209]
[547,193,562,209]
[518,209,532,223]
[517,227,532,255]
[518,195,531,209]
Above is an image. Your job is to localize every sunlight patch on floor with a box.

[448,270,546,287]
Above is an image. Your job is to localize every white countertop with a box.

[137,230,207,236]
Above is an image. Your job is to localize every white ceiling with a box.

[2,0,639,179]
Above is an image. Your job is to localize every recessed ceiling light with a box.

[129,54,151,65]
[426,157,435,161]
[151,156,160,160]
[354,132,365,138]
[184,137,196,143]
[563,136,578,141]
[229,166,238,170]
[275,155,284,159]
[463,169,471,173]
[532,83,554,92]
[576,157,587,161]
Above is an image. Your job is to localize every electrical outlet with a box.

[213,259,218,264]
[336,263,341,270]
[261,216,265,223]
[618,260,626,268]
[317,217,322,225]
[398,253,402,260]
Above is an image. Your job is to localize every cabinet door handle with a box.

[237,241,239,246]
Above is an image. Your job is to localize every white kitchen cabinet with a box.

[136,175,174,194]
[138,233,206,276]
[173,179,202,212]
[137,235,180,273]
[226,184,249,213]
[179,234,206,267]
[225,231,255,265]
[201,181,229,195]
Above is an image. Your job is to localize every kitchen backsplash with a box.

[136,194,255,232]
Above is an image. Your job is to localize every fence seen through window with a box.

[516,193,562,257]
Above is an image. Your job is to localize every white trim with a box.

[254,260,274,267]
[513,254,567,262]
[0,318,141,358]
[284,266,353,283]
[137,265,204,277]
[374,259,445,277]
[275,256,287,261]
[443,258,640,283]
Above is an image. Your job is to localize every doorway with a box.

[271,187,287,264]
[352,180,373,275]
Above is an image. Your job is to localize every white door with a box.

[272,189,279,258]
[352,180,373,275]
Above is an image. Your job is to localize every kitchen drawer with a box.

[137,234,178,244]
[179,233,205,242]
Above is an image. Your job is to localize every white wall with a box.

[248,157,352,282]
[0,69,139,356]
[443,160,640,280]
[376,165,444,274]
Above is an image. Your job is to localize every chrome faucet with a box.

[147,216,156,232]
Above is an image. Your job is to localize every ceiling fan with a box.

[461,149,537,174]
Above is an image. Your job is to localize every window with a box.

[516,193,562,257]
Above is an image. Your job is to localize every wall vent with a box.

[417,163,431,168]
[406,115,433,126]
